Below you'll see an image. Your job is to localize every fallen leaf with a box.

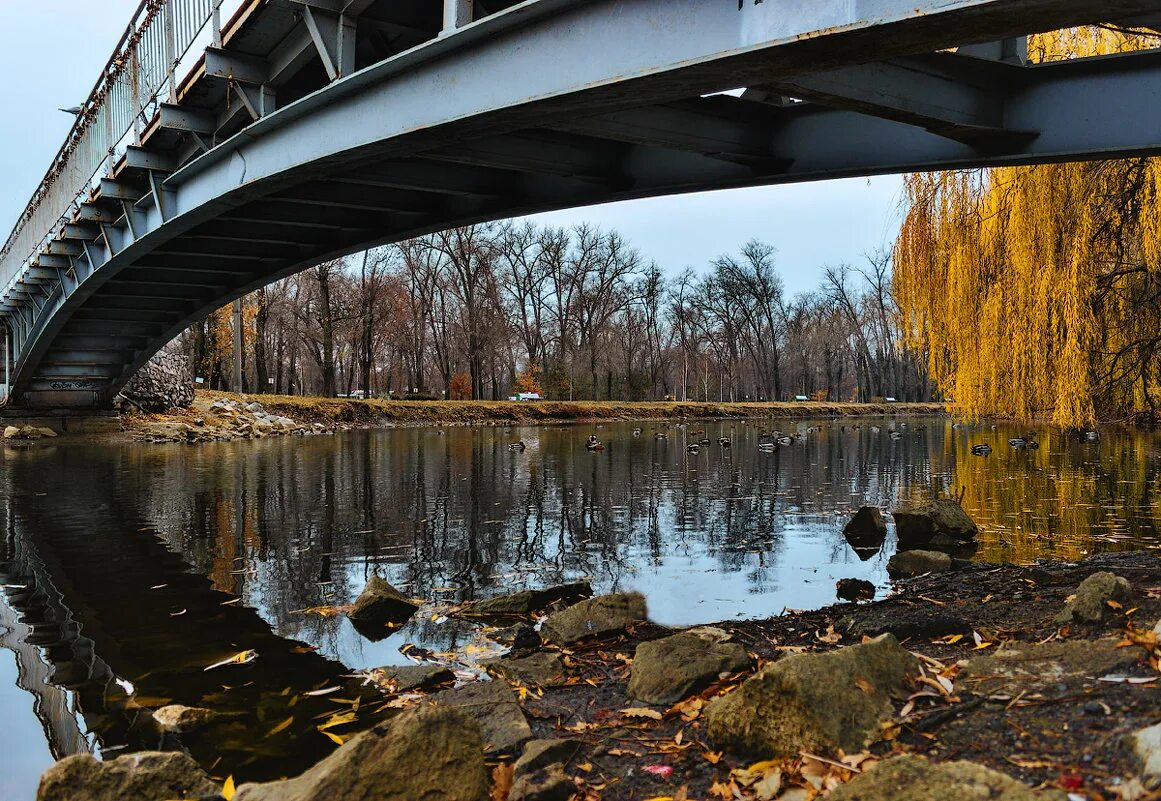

[204,650,258,671]
[321,730,348,746]
[753,768,783,800]
[318,711,357,731]
[621,707,663,720]
[644,764,673,778]
[490,763,514,801]
[222,776,236,801]
[268,716,294,736]
[708,781,733,799]
[816,625,842,644]
[1098,675,1156,685]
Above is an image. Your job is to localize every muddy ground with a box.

[484,551,1161,800]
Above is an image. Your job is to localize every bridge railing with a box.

[0,0,233,292]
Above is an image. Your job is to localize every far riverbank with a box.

[114,391,945,443]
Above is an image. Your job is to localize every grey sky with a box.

[0,1,905,297]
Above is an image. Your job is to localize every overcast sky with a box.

[0,1,906,297]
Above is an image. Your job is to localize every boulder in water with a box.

[843,506,887,558]
[892,499,978,551]
[347,576,419,639]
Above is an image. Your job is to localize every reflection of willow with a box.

[946,427,1161,562]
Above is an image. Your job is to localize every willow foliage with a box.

[894,28,1161,426]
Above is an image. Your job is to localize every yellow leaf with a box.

[318,711,357,731]
[621,707,663,720]
[204,650,258,671]
[745,760,781,774]
[268,716,294,736]
[322,730,346,745]
[222,776,236,801]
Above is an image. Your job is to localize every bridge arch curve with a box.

[6,0,1161,408]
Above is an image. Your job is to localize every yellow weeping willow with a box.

[894,28,1161,426]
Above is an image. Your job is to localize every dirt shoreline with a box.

[477,550,1161,800]
[111,391,945,443]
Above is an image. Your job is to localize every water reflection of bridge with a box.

[0,451,375,781]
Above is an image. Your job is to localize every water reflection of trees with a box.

[86,417,1161,647]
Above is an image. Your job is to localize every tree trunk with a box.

[254,288,270,394]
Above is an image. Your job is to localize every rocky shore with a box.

[34,524,1161,800]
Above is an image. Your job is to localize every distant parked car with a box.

[517,392,541,401]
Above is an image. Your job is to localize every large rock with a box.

[841,605,969,641]
[377,664,456,692]
[37,752,218,801]
[347,576,419,639]
[487,652,566,686]
[843,507,888,558]
[514,739,583,778]
[828,755,1063,800]
[1054,571,1132,624]
[118,351,195,412]
[466,582,593,619]
[628,628,752,705]
[508,763,575,801]
[235,704,488,801]
[959,638,1136,697]
[435,680,532,755]
[540,593,647,645]
[891,499,978,550]
[705,634,917,758]
[887,549,953,579]
[151,704,218,733]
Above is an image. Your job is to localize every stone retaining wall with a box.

[118,352,195,412]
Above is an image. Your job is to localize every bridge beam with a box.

[757,53,1035,146]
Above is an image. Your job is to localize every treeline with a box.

[181,221,933,402]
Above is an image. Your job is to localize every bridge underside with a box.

[7,0,1161,410]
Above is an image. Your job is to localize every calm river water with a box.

[2,416,1159,797]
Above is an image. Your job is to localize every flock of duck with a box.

[502,422,1101,457]
[967,428,1099,457]
[531,420,933,455]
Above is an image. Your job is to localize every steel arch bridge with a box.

[4,0,1161,411]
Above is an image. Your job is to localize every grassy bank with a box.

[195,390,944,426]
